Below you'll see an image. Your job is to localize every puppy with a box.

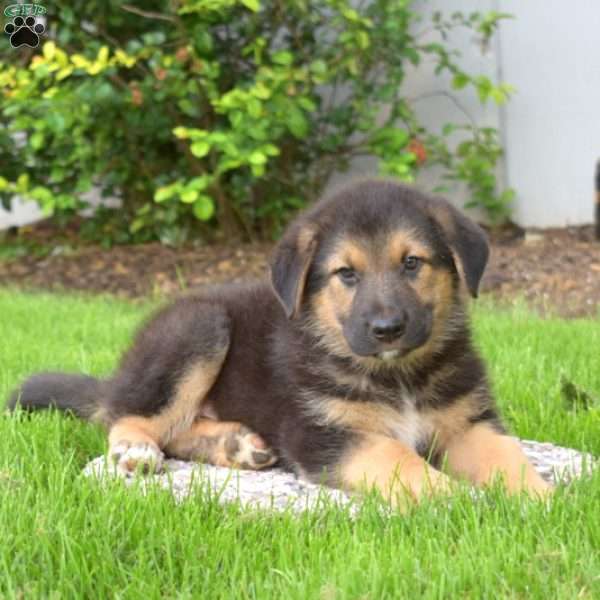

[9,179,551,506]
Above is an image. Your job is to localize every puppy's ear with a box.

[427,198,489,297]
[270,223,318,319]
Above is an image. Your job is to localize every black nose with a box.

[370,316,406,342]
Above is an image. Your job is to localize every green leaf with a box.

[190,141,210,158]
[452,73,470,90]
[241,0,260,12]
[30,132,45,150]
[180,189,199,203]
[187,176,210,191]
[253,82,271,99]
[251,163,265,177]
[247,97,262,118]
[262,144,280,157]
[30,186,53,203]
[154,185,177,203]
[272,51,293,66]
[248,151,267,165]
[129,217,145,234]
[286,107,309,139]
[192,195,215,220]
[50,167,65,182]
[442,123,456,136]
[310,60,327,75]
[173,127,189,139]
[298,97,317,112]
[16,174,29,192]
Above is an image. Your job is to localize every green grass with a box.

[0,289,599,599]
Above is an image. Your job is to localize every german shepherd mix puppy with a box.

[9,180,551,507]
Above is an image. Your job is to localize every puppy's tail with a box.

[7,372,104,421]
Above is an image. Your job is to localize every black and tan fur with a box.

[8,180,551,506]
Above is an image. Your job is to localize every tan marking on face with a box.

[339,433,453,509]
[444,423,552,497]
[387,230,431,266]
[324,238,370,274]
[403,265,459,367]
[413,258,454,309]
[385,230,458,369]
[310,239,367,356]
[310,284,352,356]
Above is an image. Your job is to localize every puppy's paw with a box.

[220,426,278,470]
[110,440,164,476]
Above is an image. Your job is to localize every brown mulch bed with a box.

[1,221,599,318]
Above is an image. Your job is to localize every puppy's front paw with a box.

[110,440,164,476]
[220,426,278,470]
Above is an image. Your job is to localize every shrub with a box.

[0,1,513,244]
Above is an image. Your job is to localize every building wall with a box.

[497,0,600,227]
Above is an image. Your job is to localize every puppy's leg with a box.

[109,350,226,474]
[109,416,165,475]
[285,422,453,510]
[106,301,231,475]
[444,423,552,496]
[165,419,277,470]
[338,433,454,509]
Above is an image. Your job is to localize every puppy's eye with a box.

[335,267,359,286]
[404,256,421,271]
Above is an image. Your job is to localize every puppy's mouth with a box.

[344,329,431,361]
[346,341,415,361]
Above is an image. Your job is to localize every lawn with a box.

[0,289,599,599]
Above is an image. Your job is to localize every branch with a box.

[121,4,178,23]
[409,90,477,128]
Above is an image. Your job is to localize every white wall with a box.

[0,198,44,229]
[497,0,600,227]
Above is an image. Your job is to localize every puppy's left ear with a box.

[270,223,318,319]
[427,198,489,297]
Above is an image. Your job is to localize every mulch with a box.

[1,220,599,318]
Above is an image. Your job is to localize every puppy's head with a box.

[271,179,488,365]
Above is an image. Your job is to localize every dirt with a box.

[1,220,599,318]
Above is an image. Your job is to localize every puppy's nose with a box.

[370,316,406,342]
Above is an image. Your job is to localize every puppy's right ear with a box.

[270,223,318,319]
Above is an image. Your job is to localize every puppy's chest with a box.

[308,375,439,453]
[385,398,433,452]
